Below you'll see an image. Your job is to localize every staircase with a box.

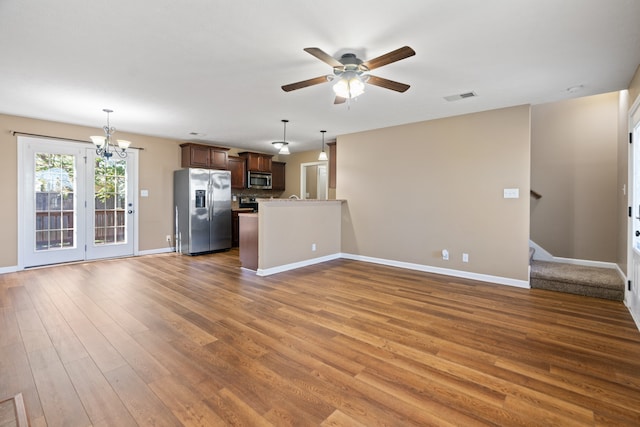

[530,260,624,301]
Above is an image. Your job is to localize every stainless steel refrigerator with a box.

[174,168,232,254]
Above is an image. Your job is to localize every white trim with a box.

[340,253,530,288]
[0,265,19,274]
[131,150,140,256]
[551,256,619,269]
[628,91,640,331]
[626,299,640,331]
[256,251,530,288]
[300,161,329,200]
[529,240,554,261]
[257,253,341,276]
[137,247,175,256]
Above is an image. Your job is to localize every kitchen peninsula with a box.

[239,199,344,275]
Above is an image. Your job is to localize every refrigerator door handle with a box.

[208,177,213,221]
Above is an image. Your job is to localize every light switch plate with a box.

[140,189,149,197]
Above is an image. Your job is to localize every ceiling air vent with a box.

[444,91,478,102]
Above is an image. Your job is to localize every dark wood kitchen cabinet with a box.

[228,156,246,189]
[180,143,229,170]
[232,209,253,247]
[271,161,286,191]
[238,152,272,172]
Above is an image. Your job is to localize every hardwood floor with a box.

[1,250,640,426]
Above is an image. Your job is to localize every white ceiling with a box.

[1,0,639,153]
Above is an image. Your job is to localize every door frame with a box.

[17,136,139,270]
[300,161,329,200]
[627,94,640,329]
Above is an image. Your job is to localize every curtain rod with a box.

[10,130,144,150]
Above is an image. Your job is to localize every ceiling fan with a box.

[282,46,416,104]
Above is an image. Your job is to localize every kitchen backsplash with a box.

[231,188,284,209]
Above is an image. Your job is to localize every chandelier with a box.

[272,119,290,155]
[90,109,131,159]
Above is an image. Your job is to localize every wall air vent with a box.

[444,91,478,102]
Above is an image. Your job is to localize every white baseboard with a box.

[340,253,530,289]
[255,252,529,288]
[625,299,640,332]
[137,247,175,256]
[552,256,618,269]
[0,265,18,274]
[257,252,529,288]
[257,253,342,276]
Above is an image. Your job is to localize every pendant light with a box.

[272,119,290,155]
[318,130,328,161]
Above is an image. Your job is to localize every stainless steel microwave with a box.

[247,171,272,189]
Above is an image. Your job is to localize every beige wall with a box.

[337,105,531,281]
[258,200,341,271]
[0,113,182,268]
[531,92,619,262]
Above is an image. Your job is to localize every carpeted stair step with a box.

[530,260,624,301]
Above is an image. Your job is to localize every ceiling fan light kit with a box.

[282,46,415,104]
[332,72,366,99]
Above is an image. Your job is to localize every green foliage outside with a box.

[94,157,126,204]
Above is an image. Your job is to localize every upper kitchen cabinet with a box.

[271,161,286,191]
[228,156,246,189]
[238,152,272,173]
[181,143,229,170]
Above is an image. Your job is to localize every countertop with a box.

[256,198,345,204]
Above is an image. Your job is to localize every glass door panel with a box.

[20,138,86,267]
[86,150,135,260]
[19,137,137,268]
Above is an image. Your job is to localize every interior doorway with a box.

[300,161,328,200]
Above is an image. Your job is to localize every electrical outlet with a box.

[166,235,172,243]
[462,253,469,263]
[311,243,317,251]
[442,249,449,260]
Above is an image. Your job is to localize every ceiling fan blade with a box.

[281,76,329,92]
[361,46,415,70]
[366,75,411,92]
[304,47,343,67]
[334,96,346,104]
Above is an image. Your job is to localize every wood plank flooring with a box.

[1,249,640,426]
